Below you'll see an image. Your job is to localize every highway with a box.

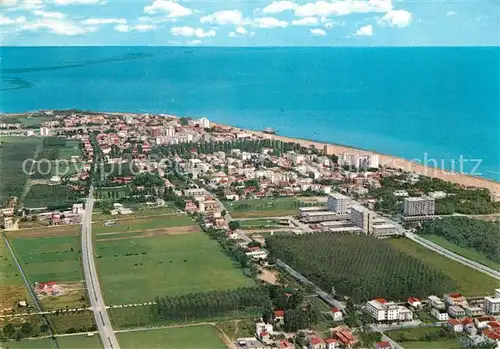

[406,232,500,280]
[81,186,121,349]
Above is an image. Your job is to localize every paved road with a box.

[406,232,500,280]
[82,186,120,349]
[276,259,345,311]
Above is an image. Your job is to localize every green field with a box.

[388,238,500,296]
[0,136,42,204]
[56,334,102,349]
[23,184,79,208]
[0,334,102,349]
[386,327,462,349]
[117,325,225,349]
[92,215,196,234]
[238,219,284,229]
[36,137,82,161]
[96,232,254,304]
[94,186,131,201]
[227,197,299,218]
[49,312,95,335]
[9,235,83,283]
[422,234,500,271]
[109,304,260,330]
[93,205,178,221]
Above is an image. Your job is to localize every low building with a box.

[331,307,343,322]
[301,211,349,223]
[465,306,485,317]
[448,319,464,332]
[398,306,413,321]
[428,295,446,310]
[448,306,465,318]
[255,322,273,336]
[309,337,325,349]
[274,309,284,324]
[485,296,500,315]
[444,293,469,308]
[431,308,449,321]
[245,250,268,260]
[324,338,338,349]
[407,297,422,309]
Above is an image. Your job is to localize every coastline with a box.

[3,110,500,197]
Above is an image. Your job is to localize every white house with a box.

[447,319,464,333]
[431,308,449,321]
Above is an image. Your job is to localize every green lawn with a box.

[49,312,95,335]
[9,235,83,283]
[238,219,284,229]
[96,232,254,304]
[227,197,299,218]
[56,334,103,349]
[117,325,226,349]
[92,215,196,234]
[401,340,461,349]
[388,238,500,296]
[422,234,500,271]
[0,338,57,349]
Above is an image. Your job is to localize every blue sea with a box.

[1,46,499,181]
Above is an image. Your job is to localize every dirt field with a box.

[96,225,202,242]
[0,285,29,315]
[7,225,80,239]
[258,269,278,285]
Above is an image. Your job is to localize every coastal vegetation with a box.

[266,234,456,302]
[417,216,500,266]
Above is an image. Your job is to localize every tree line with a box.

[266,234,457,303]
[152,287,269,321]
[418,216,500,263]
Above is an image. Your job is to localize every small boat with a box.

[263,127,277,135]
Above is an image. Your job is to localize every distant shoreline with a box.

[2,110,499,197]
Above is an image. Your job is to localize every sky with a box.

[0,0,498,46]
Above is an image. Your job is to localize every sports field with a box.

[96,232,254,304]
[422,234,500,271]
[227,197,300,218]
[117,325,225,349]
[9,235,83,283]
[388,238,500,296]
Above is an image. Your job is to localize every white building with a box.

[327,192,350,213]
[350,204,373,234]
[448,306,465,318]
[72,203,84,215]
[403,196,435,216]
[485,296,500,315]
[431,308,449,321]
[198,117,210,129]
[366,299,405,322]
[40,127,51,137]
[338,152,379,169]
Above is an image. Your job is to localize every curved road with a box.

[82,187,120,349]
[406,232,500,280]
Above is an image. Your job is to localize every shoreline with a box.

[3,110,500,197]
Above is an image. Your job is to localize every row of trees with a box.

[152,287,269,321]
[266,234,457,303]
[418,217,500,263]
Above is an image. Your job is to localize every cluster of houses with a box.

[237,309,355,349]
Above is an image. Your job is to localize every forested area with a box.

[266,234,457,302]
[418,217,500,263]
[152,287,269,321]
